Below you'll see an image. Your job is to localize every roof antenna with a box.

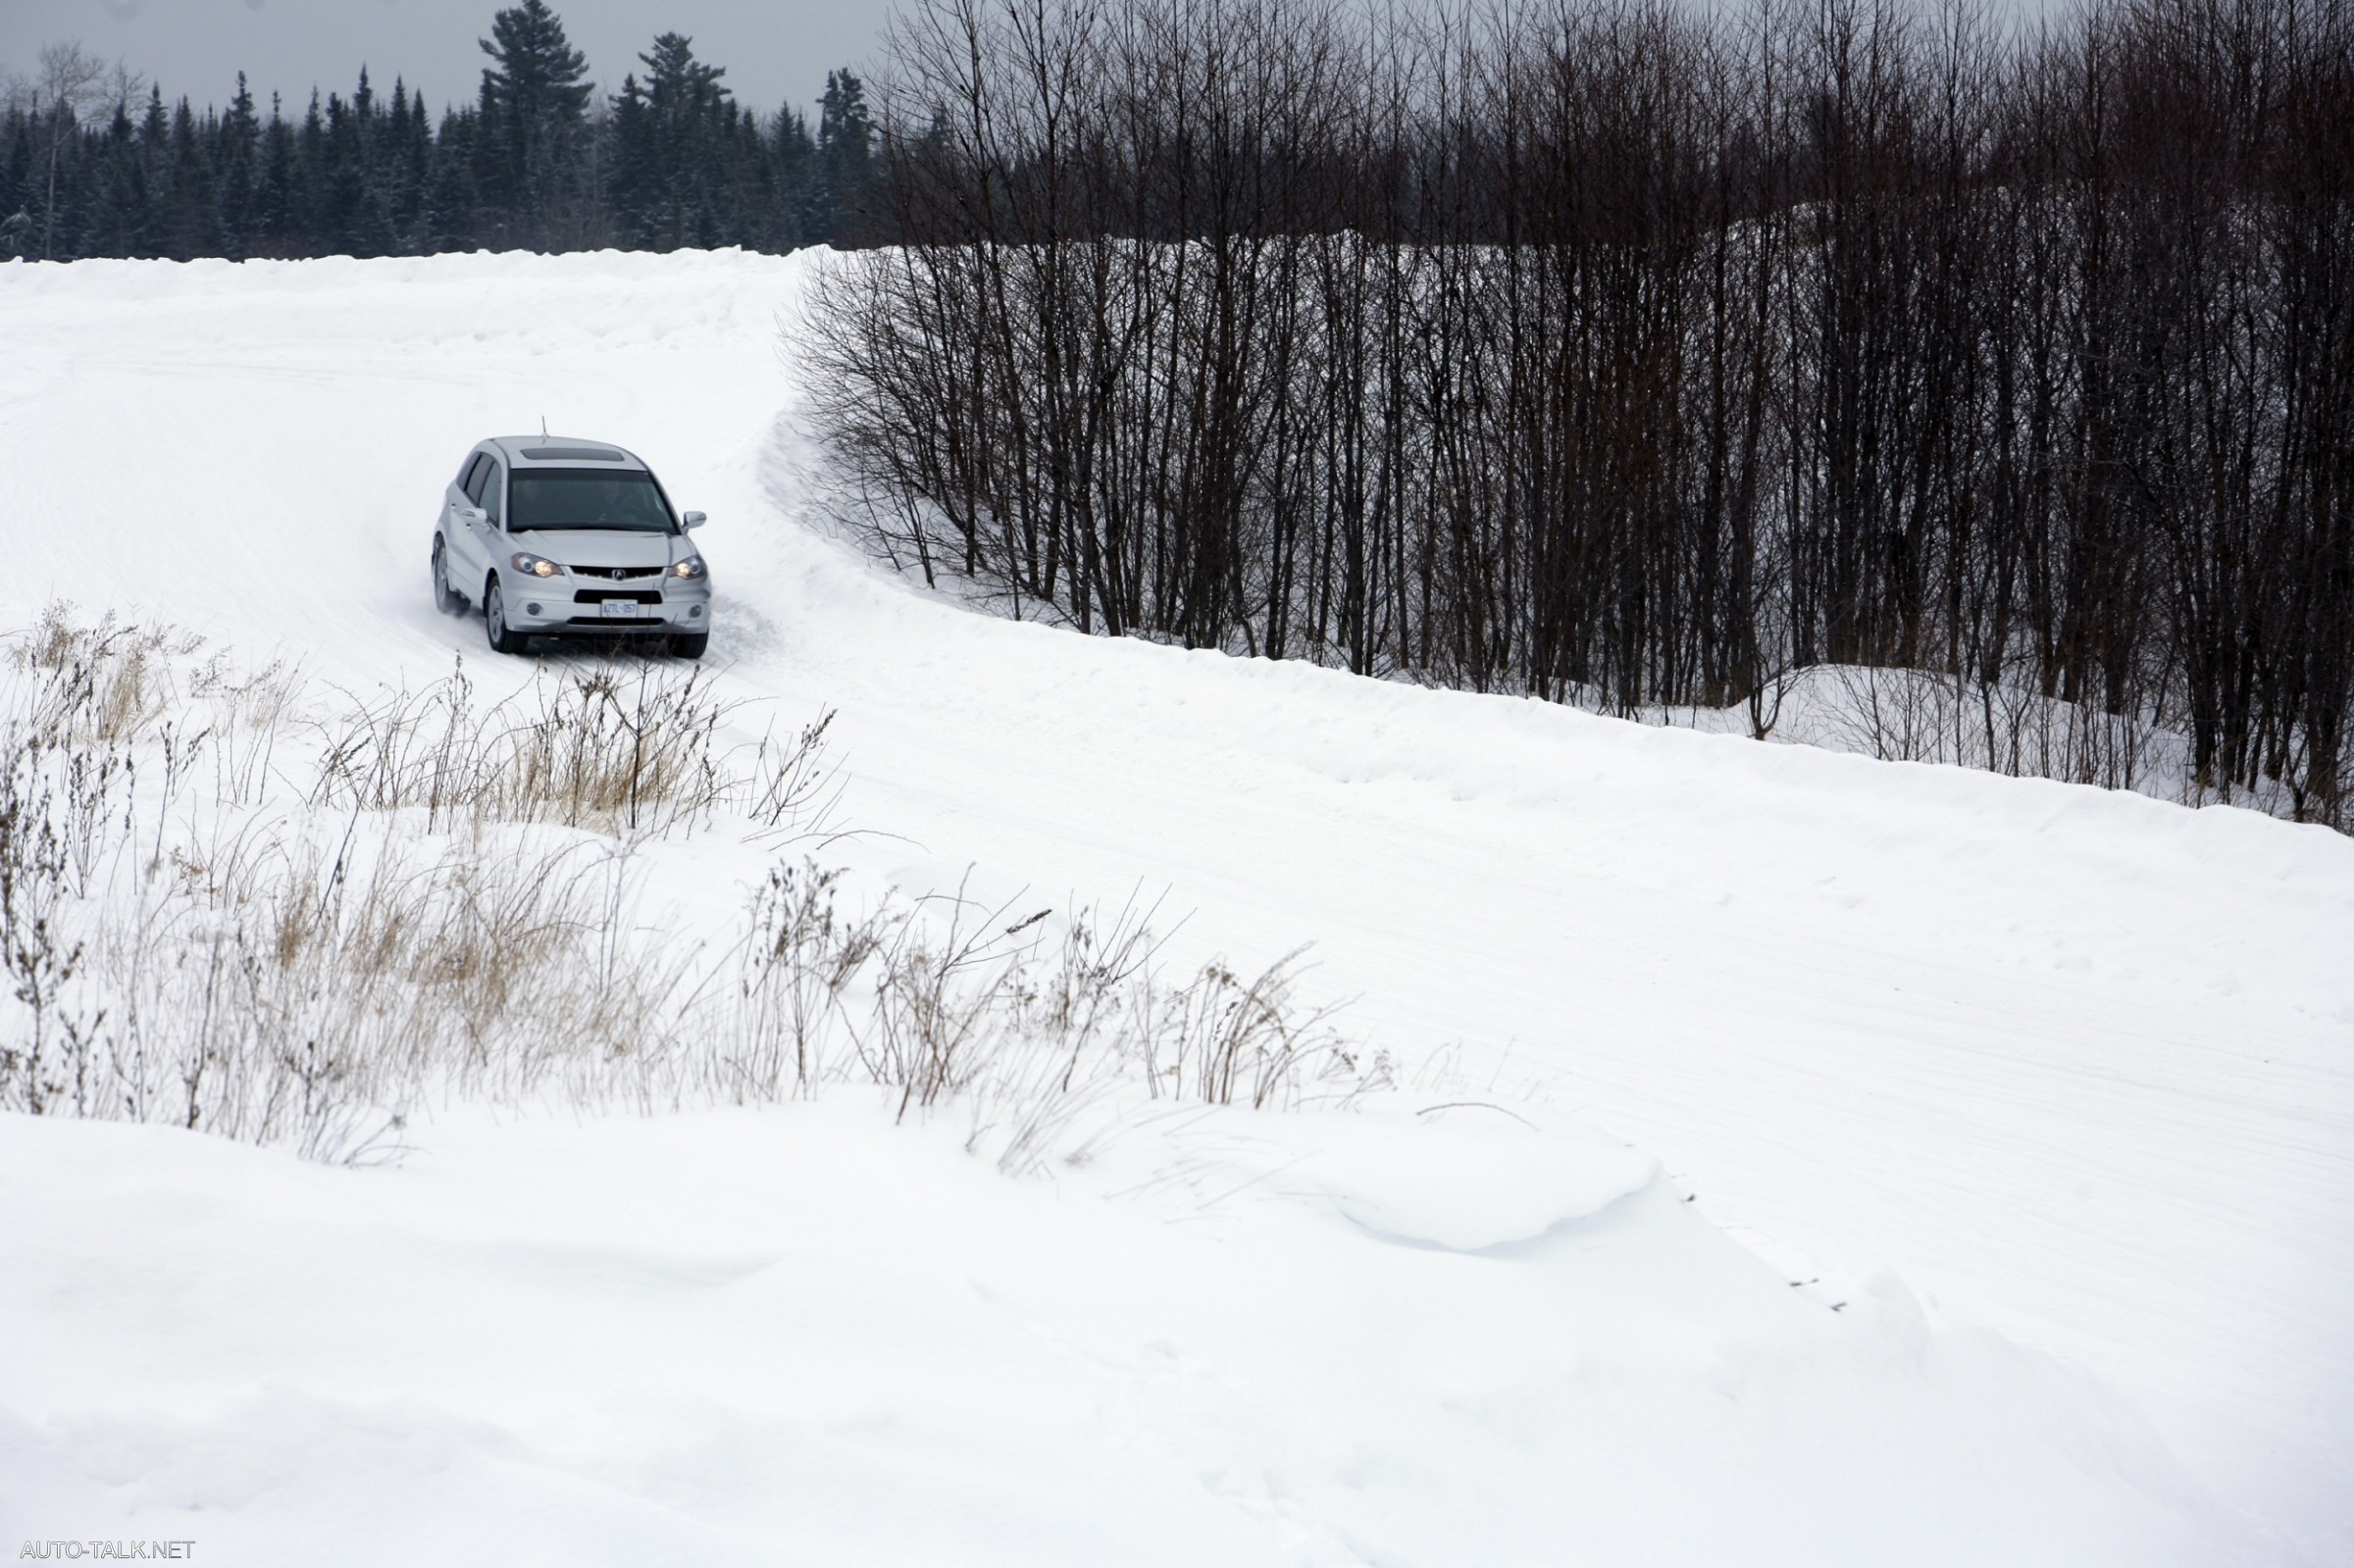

[540,415,548,436]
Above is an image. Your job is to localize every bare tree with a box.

[802,0,2354,831]
[26,43,110,260]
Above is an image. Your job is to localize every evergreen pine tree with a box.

[256,92,294,254]
[339,68,398,255]
[162,97,215,260]
[431,103,483,250]
[319,87,358,253]
[812,69,873,245]
[128,85,170,257]
[292,90,327,251]
[385,77,433,243]
[771,103,817,248]
[467,76,506,247]
[1,113,33,257]
[726,103,770,247]
[478,0,593,248]
[217,74,261,256]
[607,33,731,251]
[78,97,141,259]
[605,74,654,247]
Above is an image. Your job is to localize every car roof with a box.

[482,436,651,472]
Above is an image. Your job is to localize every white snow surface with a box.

[2,248,2349,1565]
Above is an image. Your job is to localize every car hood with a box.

[515,530,682,570]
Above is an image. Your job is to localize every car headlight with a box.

[672,554,707,580]
[509,551,562,579]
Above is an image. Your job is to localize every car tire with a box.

[670,632,709,661]
[432,534,466,614]
[485,577,528,655]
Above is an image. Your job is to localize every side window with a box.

[481,460,505,526]
[459,453,486,502]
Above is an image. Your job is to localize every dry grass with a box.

[89,827,693,1159]
[3,604,1378,1164]
[310,649,847,837]
[308,658,823,839]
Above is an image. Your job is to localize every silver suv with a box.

[432,436,713,657]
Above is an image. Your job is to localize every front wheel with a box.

[670,631,708,661]
[432,534,465,614]
[485,578,528,655]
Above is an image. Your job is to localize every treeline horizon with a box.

[0,0,876,260]
[809,0,2354,829]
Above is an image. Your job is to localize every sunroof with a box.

[520,446,626,461]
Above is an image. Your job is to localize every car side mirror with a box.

[682,511,707,531]
[455,505,486,526]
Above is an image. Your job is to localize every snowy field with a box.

[2,249,2349,1565]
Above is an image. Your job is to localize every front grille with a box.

[568,615,663,628]
[572,588,663,605]
[574,565,664,582]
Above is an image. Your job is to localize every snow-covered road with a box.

[2,249,2348,1564]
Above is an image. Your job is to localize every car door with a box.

[457,454,505,585]
[444,452,485,574]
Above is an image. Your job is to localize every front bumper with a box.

[499,569,712,634]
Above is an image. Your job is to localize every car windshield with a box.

[508,468,675,532]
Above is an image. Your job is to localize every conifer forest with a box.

[0,1,876,260]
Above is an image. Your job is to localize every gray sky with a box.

[1,0,889,122]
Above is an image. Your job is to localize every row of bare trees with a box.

[803,0,2354,826]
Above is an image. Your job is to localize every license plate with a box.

[601,599,642,618]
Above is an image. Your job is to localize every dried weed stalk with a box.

[3,606,1374,1165]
